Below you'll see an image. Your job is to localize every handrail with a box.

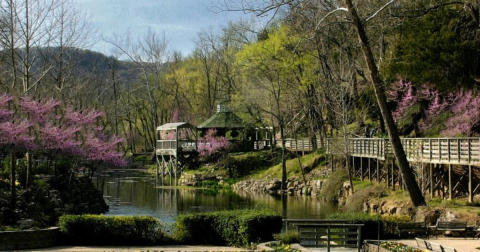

[292,222,364,252]
[326,137,480,165]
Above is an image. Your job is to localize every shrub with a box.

[274,231,300,245]
[174,209,282,247]
[320,169,347,202]
[326,212,382,241]
[58,215,168,245]
[382,214,411,237]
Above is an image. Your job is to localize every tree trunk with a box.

[344,0,426,206]
[280,124,287,191]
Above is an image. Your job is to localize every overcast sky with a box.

[76,0,255,56]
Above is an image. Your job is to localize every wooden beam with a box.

[449,164,452,200]
[469,165,473,203]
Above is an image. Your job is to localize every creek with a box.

[93,170,338,224]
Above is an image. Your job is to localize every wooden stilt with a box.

[360,157,363,181]
[469,165,473,203]
[430,163,434,199]
[392,159,395,191]
[387,159,390,188]
[448,164,452,200]
[368,158,371,181]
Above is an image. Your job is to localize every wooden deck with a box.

[326,137,480,201]
[326,137,480,166]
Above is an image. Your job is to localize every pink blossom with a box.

[197,129,230,157]
[441,89,480,137]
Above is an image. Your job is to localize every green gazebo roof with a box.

[197,111,244,129]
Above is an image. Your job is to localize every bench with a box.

[436,221,467,238]
[397,222,428,238]
[415,237,457,252]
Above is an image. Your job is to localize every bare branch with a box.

[365,0,396,22]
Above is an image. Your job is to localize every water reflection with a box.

[93,170,338,224]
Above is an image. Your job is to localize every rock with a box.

[17,219,36,230]
[388,206,397,215]
[363,202,369,212]
[266,180,282,191]
[445,211,458,221]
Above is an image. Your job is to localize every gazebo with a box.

[197,104,244,138]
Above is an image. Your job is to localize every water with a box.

[93,170,338,224]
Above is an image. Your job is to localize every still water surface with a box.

[93,170,338,224]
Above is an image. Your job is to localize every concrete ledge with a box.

[0,227,59,250]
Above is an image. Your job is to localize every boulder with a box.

[17,219,36,230]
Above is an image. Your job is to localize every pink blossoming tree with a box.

[197,129,230,157]
[0,94,126,207]
[441,89,480,137]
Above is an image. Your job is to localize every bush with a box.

[274,231,300,245]
[381,214,411,237]
[58,215,168,245]
[326,212,382,241]
[320,169,347,202]
[174,209,282,247]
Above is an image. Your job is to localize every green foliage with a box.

[385,6,480,91]
[51,177,108,215]
[58,215,168,245]
[274,231,300,245]
[326,212,382,240]
[381,214,411,237]
[174,209,282,247]
[250,150,323,180]
[228,150,276,178]
[320,169,347,201]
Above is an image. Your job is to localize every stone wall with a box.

[233,178,324,196]
[0,227,59,250]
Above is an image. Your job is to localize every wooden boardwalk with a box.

[326,137,480,166]
[325,137,480,201]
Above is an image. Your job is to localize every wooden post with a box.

[360,157,363,181]
[469,165,473,203]
[392,159,395,191]
[448,164,452,200]
[368,157,371,181]
[457,139,460,164]
[430,163,433,199]
[421,162,424,193]
[353,156,355,176]
[376,159,380,182]
[387,159,390,188]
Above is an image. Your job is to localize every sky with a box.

[76,0,256,56]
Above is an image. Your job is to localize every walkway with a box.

[29,245,251,252]
[396,237,479,252]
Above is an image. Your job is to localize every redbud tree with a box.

[0,94,126,194]
[388,77,480,137]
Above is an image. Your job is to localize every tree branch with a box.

[365,0,396,22]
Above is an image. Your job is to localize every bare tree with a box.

[105,30,170,150]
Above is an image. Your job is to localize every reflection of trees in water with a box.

[233,191,338,219]
[94,173,338,220]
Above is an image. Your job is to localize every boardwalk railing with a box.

[156,140,197,153]
[326,137,480,166]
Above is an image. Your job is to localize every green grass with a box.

[248,149,325,180]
